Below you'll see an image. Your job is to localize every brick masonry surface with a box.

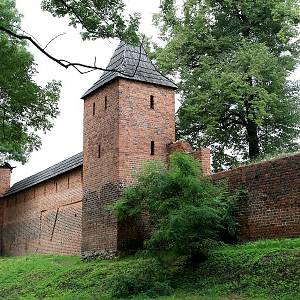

[1,147,300,256]
[0,168,82,256]
[167,140,211,175]
[82,78,176,258]
[1,72,300,257]
[0,168,11,198]
[211,154,300,241]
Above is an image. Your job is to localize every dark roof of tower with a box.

[4,152,83,197]
[82,42,177,99]
[0,162,14,170]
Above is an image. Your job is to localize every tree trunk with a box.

[246,120,260,160]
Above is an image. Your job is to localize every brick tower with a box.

[81,42,177,258]
[0,163,12,197]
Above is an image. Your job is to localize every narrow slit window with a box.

[150,95,154,109]
[67,176,70,189]
[151,141,155,156]
[105,96,107,110]
[98,144,101,158]
[55,182,58,192]
[93,102,96,116]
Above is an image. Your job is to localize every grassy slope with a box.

[167,238,300,300]
[0,238,299,300]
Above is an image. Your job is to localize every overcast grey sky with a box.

[12,0,161,184]
[12,0,300,184]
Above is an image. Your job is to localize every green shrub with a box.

[109,259,173,298]
[112,152,238,262]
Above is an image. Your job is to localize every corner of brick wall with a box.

[167,140,193,154]
[193,148,211,175]
[167,141,211,175]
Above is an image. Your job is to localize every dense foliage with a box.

[0,0,61,163]
[112,152,237,260]
[110,258,173,298]
[41,0,140,44]
[154,0,300,170]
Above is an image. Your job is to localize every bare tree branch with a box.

[0,26,143,75]
[0,0,144,77]
[10,25,41,44]
[132,35,144,77]
[44,32,66,50]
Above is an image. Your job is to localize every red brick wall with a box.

[82,79,175,258]
[211,154,300,241]
[82,79,121,258]
[0,168,11,197]
[0,167,82,256]
[117,80,175,250]
[167,140,193,154]
[193,148,211,176]
[167,141,212,176]
[118,79,175,185]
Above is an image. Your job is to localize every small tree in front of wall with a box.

[112,152,238,264]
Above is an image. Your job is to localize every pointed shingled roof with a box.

[82,42,177,99]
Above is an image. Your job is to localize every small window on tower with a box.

[150,95,154,109]
[98,144,101,158]
[93,102,96,116]
[105,96,108,110]
[151,141,155,156]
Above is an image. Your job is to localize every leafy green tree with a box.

[41,0,140,43]
[154,0,300,170]
[112,152,237,261]
[0,0,61,163]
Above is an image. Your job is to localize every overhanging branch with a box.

[0,26,143,75]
